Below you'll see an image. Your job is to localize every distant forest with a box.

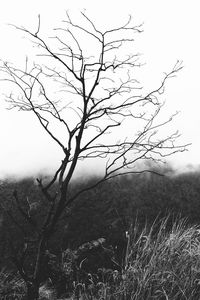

[0,166,200,268]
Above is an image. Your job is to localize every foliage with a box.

[42,217,200,299]
[0,269,26,299]
[64,170,200,252]
[1,169,200,270]
[2,216,200,299]
[120,217,200,299]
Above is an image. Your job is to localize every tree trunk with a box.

[26,281,40,300]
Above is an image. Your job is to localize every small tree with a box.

[0,12,188,299]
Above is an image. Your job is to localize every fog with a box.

[0,0,200,179]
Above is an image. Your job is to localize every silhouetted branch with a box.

[0,12,189,297]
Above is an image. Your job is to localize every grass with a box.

[121,217,200,299]
[0,268,26,299]
[2,217,200,299]
[71,217,200,299]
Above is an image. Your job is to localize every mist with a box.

[0,0,200,179]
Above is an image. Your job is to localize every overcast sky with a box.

[0,0,199,179]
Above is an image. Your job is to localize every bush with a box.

[3,217,200,299]
[59,217,200,299]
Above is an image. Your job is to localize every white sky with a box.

[0,0,200,178]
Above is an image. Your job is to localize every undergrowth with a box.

[2,217,200,299]
[122,217,200,299]
[0,269,26,299]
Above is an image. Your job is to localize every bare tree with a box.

[0,12,188,299]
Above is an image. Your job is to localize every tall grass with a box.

[59,217,200,299]
[2,217,200,299]
[121,217,200,299]
[0,269,26,299]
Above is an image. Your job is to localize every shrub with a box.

[56,216,200,299]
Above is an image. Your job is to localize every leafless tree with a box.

[0,12,188,299]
